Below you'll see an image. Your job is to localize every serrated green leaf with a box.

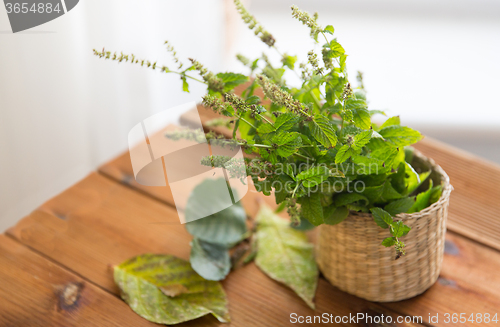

[352,108,372,129]
[323,206,349,225]
[328,39,345,57]
[185,179,247,245]
[273,132,300,145]
[370,207,393,229]
[217,72,248,92]
[114,254,230,325]
[257,123,276,134]
[384,197,416,215]
[379,125,423,147]
[275,113,300,131]
[323,25,334,35]
[390,220,411,238]
[298,193,324,226]
[380,116,400,129]
[351,155,384,175]
[352,130,373,150]
[335,145,355,164]
[345,98,367,111]
[381,237,396,247]
[309,114,338,148]
[296,166,330,187]
[255,204,318,309]
[190,238,230,281]
[273,132,302,157]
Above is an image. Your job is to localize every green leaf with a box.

[384,197,416,215]
[296,166,330,187]
[335,145,355,164]
[324,25,334,35]
[257,123,276,134]
[405,163,431,195]
[352,108,372,129]
[298,193,324,226]
[114,254,230,324]
[380,116,400,129]
[216,72,248,92]
[190,238,230,281]
[246,95,261,105]
[391,162,406,194]
[379,125,423,147]
[429,184,443,204]
[275,113,300,131]
[408,180,434,213]
[361,183,385,204]
[381,180,404,201]
[370,207,393,229]
[328,39,345,57]
[345,99,371,129]
[253,177,273,196]
[323,206,349,225]
[185,179,247,245]
[332,193,369,207]
[381,237,396,247]
[232,119,239,139]
[273,132,302,157]
[352,130,373,150]
[182,76,189,93]
[255,204,318,309]
[282,54,298,70]
[391,220,411,238]
[351,155,384,175]
[309,114,338,148]
[345,98,367,111]
[285,163,297,181]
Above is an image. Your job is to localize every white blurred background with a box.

[0,0,499,231]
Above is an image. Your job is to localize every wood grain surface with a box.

[0,234,159,326]
[3,104,500,325]
[7,173,421,327]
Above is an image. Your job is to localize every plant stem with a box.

[258,113,274,125]
[239,117,257,129]
[170,71,207,84]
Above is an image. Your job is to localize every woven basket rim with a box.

[349,150,452,221]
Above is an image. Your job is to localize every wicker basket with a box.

[316,151,452,302]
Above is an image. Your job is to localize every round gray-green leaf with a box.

[113,254,230,325]
[255,203,318,309]
[190,238,231,281]
[185,179,247,245]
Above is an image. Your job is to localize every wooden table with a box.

[2,106,500,326]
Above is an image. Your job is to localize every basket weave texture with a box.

[316,151,452,302]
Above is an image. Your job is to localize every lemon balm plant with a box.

[95,1,451,303]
